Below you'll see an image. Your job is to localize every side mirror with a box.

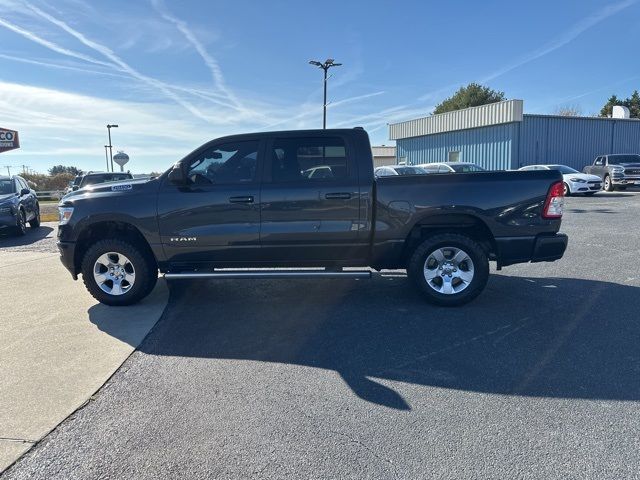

[168,164,187,185]
[20,188,30,196]
[72,186,79,191]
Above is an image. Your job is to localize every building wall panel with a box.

[396,122,517,170]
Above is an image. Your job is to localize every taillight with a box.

[542,181,564,219]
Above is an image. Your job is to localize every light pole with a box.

[104,145,110,172]
[308,59,342,129]
[106,124,118,172]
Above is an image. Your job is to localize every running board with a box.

[164,270,371,280]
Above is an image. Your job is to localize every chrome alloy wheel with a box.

[93,252,136,296]
[423,247,475,295]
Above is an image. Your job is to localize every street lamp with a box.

[308,58,342,129]
[106,124,118,172]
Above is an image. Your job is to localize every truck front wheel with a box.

[81,239,157,306]
[407,233,489,307]
[603,175,614,192]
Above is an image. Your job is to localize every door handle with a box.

[229,195,254,204]
[325,192,351,200]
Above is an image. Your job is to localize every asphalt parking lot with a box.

[3,191,640,479]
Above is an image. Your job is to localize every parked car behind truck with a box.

[518,165,601,196]
[57,128,568,307]
[582,154,640,191]
[0,175,40,235]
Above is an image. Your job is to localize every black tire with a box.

[15,209,27,236]
[563,182,571,197]
[407,233,489,307]
[81,239,157,306]
[29,205,40,228]
[603,175,614,192]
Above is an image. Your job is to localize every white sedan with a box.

[518,164,602,196]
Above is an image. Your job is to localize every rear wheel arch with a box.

[402,213,496,264]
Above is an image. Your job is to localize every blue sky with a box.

[1,0,639,174]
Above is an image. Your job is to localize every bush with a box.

[22,172,75,191]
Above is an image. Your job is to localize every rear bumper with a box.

[57,240,78,280]
[496,233,568,267]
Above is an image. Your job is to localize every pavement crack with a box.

[0,437,37,444]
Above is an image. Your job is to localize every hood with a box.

[61,177,154,201]
[564,173,601,182]
[0,193,16,203]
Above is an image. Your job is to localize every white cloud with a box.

[481,0,637,82]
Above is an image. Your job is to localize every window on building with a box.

[448,151,460,163]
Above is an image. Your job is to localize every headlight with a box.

[569,178,586,183]
[611,166,625,173]
[58,207,74,225]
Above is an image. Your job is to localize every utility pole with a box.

[106,124,118,172]
[308,59,342,129]
[104,145,110,172]
[3,165,11,176]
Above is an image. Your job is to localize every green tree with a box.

[627,90,640,118]
[433,83,506,114]
[600,91,640,119]
[48,165,82,176]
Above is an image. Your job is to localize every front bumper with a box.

[0,210,16,228]
[568,180,601,193]
[496,233,568,268]
[612,176,640,186]
[57,240,78,280]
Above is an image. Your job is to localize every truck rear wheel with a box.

[407,233,489,307]
[81,239,157,306]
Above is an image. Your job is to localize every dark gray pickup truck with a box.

[583,154,640,191]
[57,128,567,307]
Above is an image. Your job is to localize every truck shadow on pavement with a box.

[90,274,640,411]
[0,226,54,246]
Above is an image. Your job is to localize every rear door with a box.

[259,134,366,263]
[157,139,263,265]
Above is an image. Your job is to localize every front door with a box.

[157,139,263,266]
[259,134,366,264]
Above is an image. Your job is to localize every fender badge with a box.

[170,237,197,242]
[111,184,132,191]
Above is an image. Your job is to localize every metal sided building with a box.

[388,99,640,171]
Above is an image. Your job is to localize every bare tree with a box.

[554,105,582,117]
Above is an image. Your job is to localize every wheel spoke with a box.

[96,254,112,268]
[430,248,445,264]
[110,280,124,296]
[441,276,454,294]
[456,269,474,283]
[93,272,110,284]
[452,249,469,266]
[423,268,439,280]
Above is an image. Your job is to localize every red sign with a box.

[0,128,20,153]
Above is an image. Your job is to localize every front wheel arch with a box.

[74,221,157,275]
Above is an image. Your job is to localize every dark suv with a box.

[68,172,133,193]
[0,175,40,236]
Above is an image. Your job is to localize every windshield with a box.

[394,166,427,175]
[71,176,82,186]
[81,174,131,187]
[548,165,579,174]
[608,154,640,165]
[450,164,485,172]
[0,179,14,195]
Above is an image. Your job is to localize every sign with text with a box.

[0,128,20,153]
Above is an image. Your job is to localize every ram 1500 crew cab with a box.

[57,128,567,307]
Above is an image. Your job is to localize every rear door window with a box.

[270,137,349,182]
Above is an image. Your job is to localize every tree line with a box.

[433,83,640,119]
